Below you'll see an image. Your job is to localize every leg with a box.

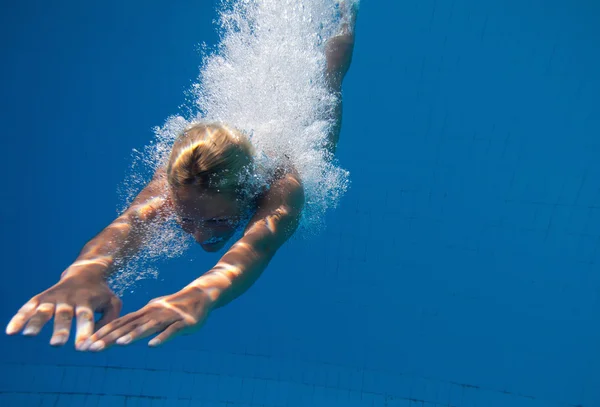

[324,1,358,154]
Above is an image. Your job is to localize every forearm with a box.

[187,171,304,309]
[190,239,274,309]
[62,171,169,282]
[190,196,303,308]
[62,199,165,281]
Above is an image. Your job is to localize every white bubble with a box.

[108,216,193,296]
[114,0,354,292]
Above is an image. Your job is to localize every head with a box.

[166,122,255,251]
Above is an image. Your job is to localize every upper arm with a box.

[125,167,171,223]
[242,169,305,256]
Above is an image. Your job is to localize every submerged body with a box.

[6,1,359,350]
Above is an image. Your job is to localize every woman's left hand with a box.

[81,287,213,351]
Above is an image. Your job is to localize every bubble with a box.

[189,0,351,232]
[114,0,353,292]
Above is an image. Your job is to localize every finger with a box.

[50,303,74,346]
[148,321,187,347]
[116,319,165,346]
[87,312,141,346]
[88,316,148,351]
[83,312,144,351]
[74,305,95,349]
[6,300,40,335]
[95,296,122,331]
[22,303,55,336]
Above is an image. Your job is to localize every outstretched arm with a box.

[192,170,305,308]
[83,170,305,350]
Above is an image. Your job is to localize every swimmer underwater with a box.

[6,1,359,351]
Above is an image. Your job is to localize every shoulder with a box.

[256,162,304,214]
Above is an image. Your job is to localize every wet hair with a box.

[166,122,255,195]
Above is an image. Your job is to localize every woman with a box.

[6,2,358,351]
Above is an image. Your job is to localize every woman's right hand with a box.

[5,272,122,350]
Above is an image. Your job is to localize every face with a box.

[170,186,247,252]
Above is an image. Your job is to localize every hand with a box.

[81,286,213,351]
[5,273,122,350]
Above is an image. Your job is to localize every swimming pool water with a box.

[1,0,599,406]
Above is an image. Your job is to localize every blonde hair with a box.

[167,122,255,194]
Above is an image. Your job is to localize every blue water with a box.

[1,0,600,406]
